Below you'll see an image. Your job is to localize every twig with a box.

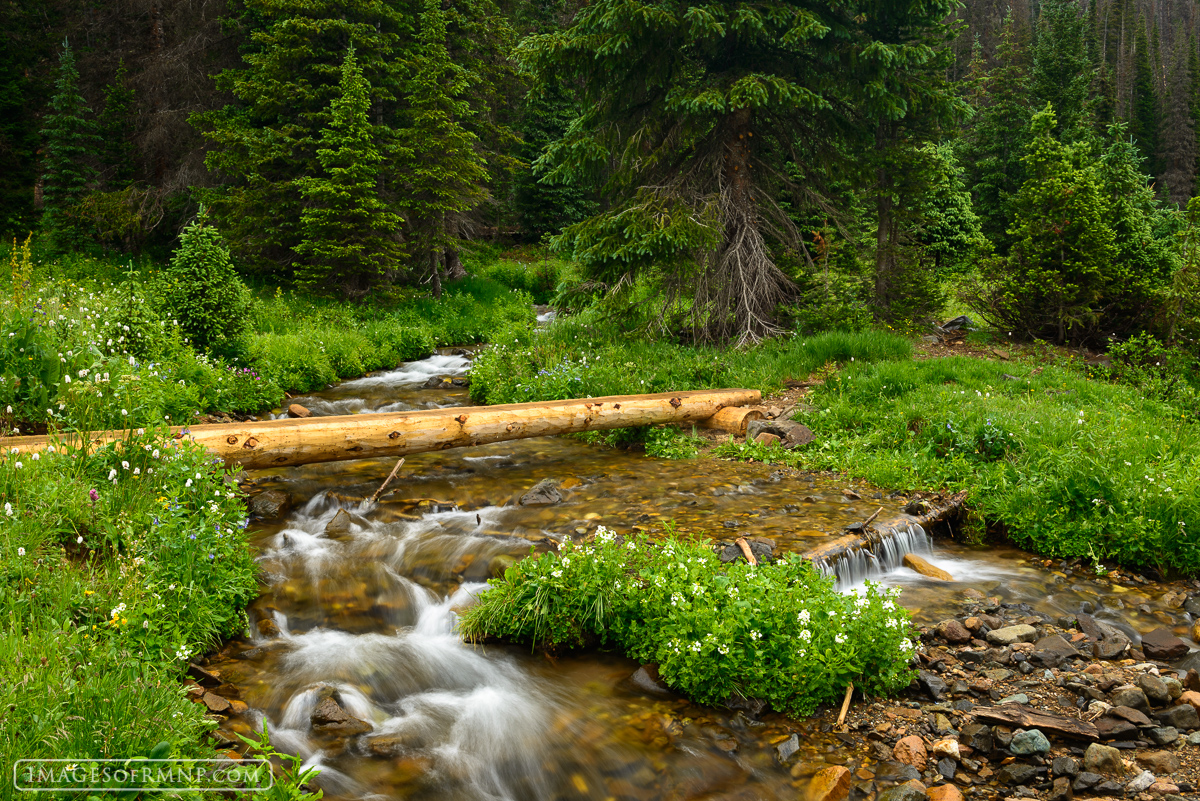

[863,507,883,528]
[837,682,854,726]
[370,457,405,503]
[773,403,797,421]
[734,537,758,566]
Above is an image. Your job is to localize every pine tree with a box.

[1130,18,1160,172]
[1157,28,1196,208]
[916,143,989,276]
[98,60,137,187]
[295,45,404,297]
[396,0,489,297]
[40,39,98,251]
[1030,0,1092,138]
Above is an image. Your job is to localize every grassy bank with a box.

[468,316,1200,575]
[0,428,256,775]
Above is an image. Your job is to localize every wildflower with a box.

[835,634,846,645]
[107,469,117,481]
[14,461,21,469]
[142,620,149,629]
[17,547,24,556]
[185,479,192,488]
[3,502,11,516]
[89,489,98,502]
[797,609,810,625]
[799,629,812,641]
[77,536,83,544]
[121,461,129,470]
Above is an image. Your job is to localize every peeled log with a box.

[6,389,760,469]
[699,406,764,435]
[902,553,954,581]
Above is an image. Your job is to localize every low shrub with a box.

[460,528,916,715]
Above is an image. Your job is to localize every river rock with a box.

[987,624,1038,646]
[1073,772,1102,791]
[1109,686,1150,711]
[1137,750,1180,773]
[311,696,372,735]
[256,617,281,638]
[805,765,851,801]
[1186,669,1200,692]
[519,479,563,506]
[1126,770,1157,793]
[488,554,516,578]
[1164,676,1183,699]
[776,733,800,762]
[754,432,781,446]
[287,403,311,418]
[1155,704,1200,730]
[998,763,1039,785]
[1179,689,1200,710]
[1140,673,1172,705]
[1108,705,1153,726]
[249,489,292,520]
[1147,726,1180,745]
[1052,756,1079,777]
[936,619,971,644]
[960,723,993,753]
[1032,634,1078,668]
[1083,743,1125,775]
[1048,776,1071,801]
[746,420,816,448]
[902,553,953,581]
[1095,716,1139,740]
[1009,729,1051,755]
[325,509,353,537]
[927,785,963,801]
[1148,779,1180,794]
[202,692,230,713]
[630,664,672,695]
[918,670,949,701]
[877,785,926,801]
[1141,627,1190,661]
[931,738,960,760]
[893,735,928,770]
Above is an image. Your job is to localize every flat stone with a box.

[1140,673,1172,705]
[1108,705,1154,726]
[1009,729,1051,755]
[1146,726,1180,745]
[1156,704,1200,730]
[903,553,953,581]
[1141,627,1190,661]
[1137,749,1180,774]
[754,432,782,445]
[997,763,1039,785]
[805,765,852,801]
[987,624,1038,646]
[937,619,972,644]
[998,693,1030,705]
[1148,779,1180,795]
[1095,717,1139,740]
[1126,770,1156,793]
[1073,771,1102,791]
[1082,743,1125,775]
[202,692,230,713]
[893,735,928,770]
[1032,634,1079,668]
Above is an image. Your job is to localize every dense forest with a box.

[4,0,1200,347]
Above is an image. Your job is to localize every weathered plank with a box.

[972,704,1100,741]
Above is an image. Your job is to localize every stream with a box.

[205,349,1200,801]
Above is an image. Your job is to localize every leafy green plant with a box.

[460,529,916,715]
[239,722,324,801]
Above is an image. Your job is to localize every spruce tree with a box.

[1030,0,1091,138]
[1131,18,1160,172]
[98,60,137,187]
[1157,30,1196,208]
[40,39,98,251]
[295,45,404,297]
[396,0,488,297]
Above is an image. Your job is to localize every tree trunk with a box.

[444,248,465,280]
[430,250,442,298]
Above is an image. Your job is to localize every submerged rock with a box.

[287,403,311,418]
[902,553,953,581]
[311,696,372,736]
[519,479,563,506]
[249,489,292,520]
[805,765,851,801]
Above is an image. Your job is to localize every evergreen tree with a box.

[916,143,989,277]
[1157,29,1196,208]
[526,0,962,342]
[1030,0,1091,137]
[295,45,404,297]
[513,86,597,241]
[98,60,137,187]
[1130,18,1160,172]
[963,12,1033,255]
[40,39,98,251]
[396,0,489,297]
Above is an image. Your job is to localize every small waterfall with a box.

[817,523,934,589]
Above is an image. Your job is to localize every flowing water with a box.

[209,349,1200,800]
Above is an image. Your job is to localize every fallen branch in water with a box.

[371,457,405,503]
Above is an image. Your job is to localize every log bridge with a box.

[8,389,762,469]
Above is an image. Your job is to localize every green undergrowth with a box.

[714,356,1200,574]
[459,528,916,716]
[0,428,258,774]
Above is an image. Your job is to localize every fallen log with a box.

[5,389,760,469]
[698,406,764,436]
[972,704,1099,741]
[800,491,968,566]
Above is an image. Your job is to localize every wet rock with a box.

[903,553,953,581]
[310,696,372,735]
[1140,673,1172,706]
[1147,726,1179,745]
[1048,776,1071,801]
[937,757,956,780]
[202,692,231,713]
[256,617,281,638]
[960,723,993,753]
[1032,634,1079,668]
[1137,750,1180,774]
[776,733,801,762]
[1155,704,1200,730]
[365,732,425,756]
[1073,772,1102,791]
[998,763,1039,785]
[519,479,563,506]
[1142,627,1190,661]
[1009,729,1051,755]
[987,624,1038,646]
[249,490,292,520]
[805,765,852,801]
[918,670,949,702]
[422,376,453,388]
[927,786,963,801]
[1083,743,1125,775]
[1110,686,1150,711]
[1052,756,1079,777]
[325,509,353,537]
[936,619,971,644]
[287,403,311,418]
[488,554,516,578]
[893,735,928,770]
[630,664,672,695]
[877,783,927,801]
[1127,770,1157,793]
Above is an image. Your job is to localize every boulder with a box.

[248,489,292,520]
[286,403,311,418]
[1082,743,1125,775]
[488,554,516,578]
[1032,634,1079,668]
[1139,673,1172,706]
[325,508,353,537]
[805,766,852,801]
[256,617,281,638]
[519,479,563,506]
[1141,627,1190,661]
[1155,704,1200,730]
[893,735,928,770]
[311,696,372,735]
[936,619,972,644]
[986,624,1038,646]
[1009,729,1051,756]
[902,553,953,581]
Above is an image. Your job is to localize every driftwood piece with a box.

[972,704,1099,741]
[734,537,758,566]
[836,683,854,727]
[4,389,760,469]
